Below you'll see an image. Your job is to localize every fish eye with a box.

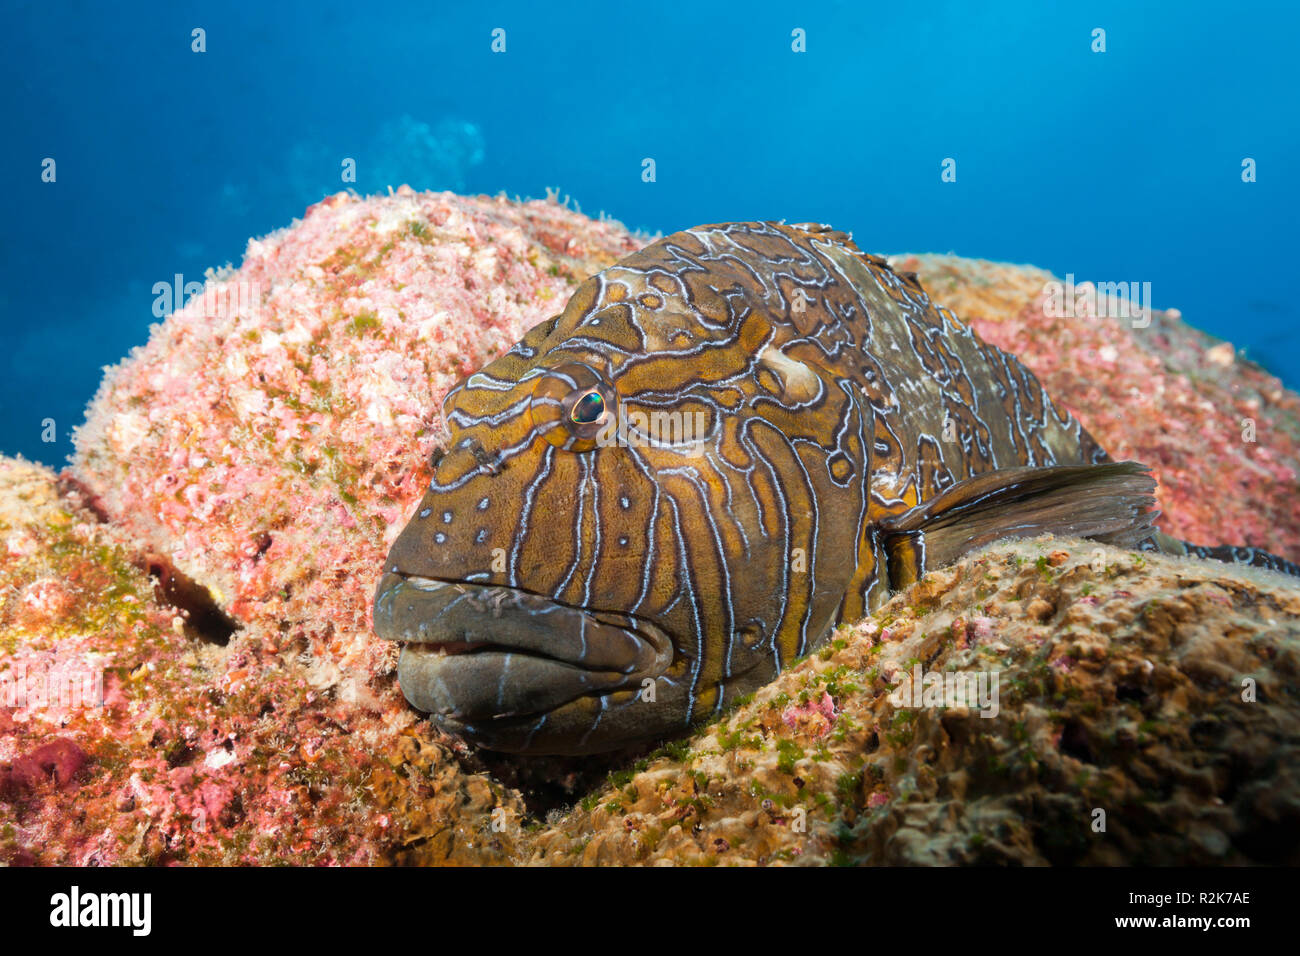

[529,361,614,450]
[570,389,606,425]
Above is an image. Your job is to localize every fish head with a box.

[374,234,875,754]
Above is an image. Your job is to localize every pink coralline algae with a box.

[781,692,838,738]
[0,739,88,799]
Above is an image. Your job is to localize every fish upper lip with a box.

[373,570,675,673]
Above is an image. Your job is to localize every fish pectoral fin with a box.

[879,460,1159,589]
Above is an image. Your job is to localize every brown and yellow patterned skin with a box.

[373,221,1286,755]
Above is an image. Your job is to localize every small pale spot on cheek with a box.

[620,496,631,510]
[435,533,447,544]
[443,511,453,524]
[618,536,629,547]
[477,497,490,511]
[419,508,431,519]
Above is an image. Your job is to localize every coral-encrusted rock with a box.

[0,455,527,864]
[4,196,1298,865]
[527,539,1300,865]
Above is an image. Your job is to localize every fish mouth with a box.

[373,571,673,724]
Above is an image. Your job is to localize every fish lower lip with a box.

[372,571,673,720]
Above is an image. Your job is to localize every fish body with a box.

[373,222,1285,755]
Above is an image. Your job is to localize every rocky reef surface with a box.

[526,539,1300,865]
[1,193,1297,864]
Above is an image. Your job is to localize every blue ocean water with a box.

[3,0,1297,468]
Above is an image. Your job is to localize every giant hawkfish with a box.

[373,221,1299,755]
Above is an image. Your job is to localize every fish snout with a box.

[373,572,672,725]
